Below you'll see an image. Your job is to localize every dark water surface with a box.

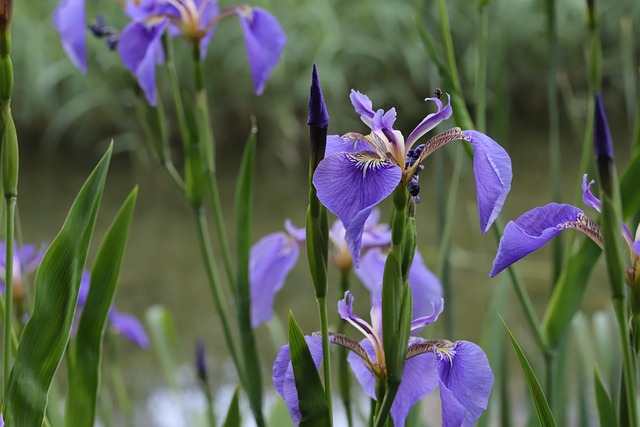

[17,129,617,423]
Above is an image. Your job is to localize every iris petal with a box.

[464,130,512,233]
[249,232,299,328]
[272,335,323,424]
[313,151,401,263]
[350,90,375,127]
[437,341,493,427]
[54,0,87,73]
[198,0,219,58]
[325,134,372,157]
[118,21,167,106]
[109,310,150,348]
[348,339,439,427]
[490,203,583,277]
[405,94,453,149]
[238,8,286,95]
[582,174,601,212]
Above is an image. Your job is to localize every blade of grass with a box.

[222,388,241,427]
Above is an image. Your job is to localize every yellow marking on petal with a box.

[349,151,387,179]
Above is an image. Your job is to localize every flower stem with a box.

[193,207,244,386]
[162,33,190,147]
[613,297,638,426]
[338,270,353,427]
[317,294,333,421]
[3,194,15,396]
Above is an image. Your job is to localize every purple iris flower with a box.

[490,174,640,278]
[0,241,44,302]
[312,91,512,266]
[54,0,286,105]
[273,290,493,426]
[249,213,391,328]
[77,271,150,348]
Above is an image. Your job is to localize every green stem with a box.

[544,350,556,415]
[108,335,134,427]
[338,270,353,427]
[3,194,15,396]
[206,176,234,287]
[613,298,638,426]
[437,0,462,93]
[193,207,244,384]
[373,386,399,427]
[317,295,333,422]
[162,33,190,147]
[475,4,488,133]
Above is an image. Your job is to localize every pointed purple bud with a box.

[195,339,208,384]
[308,64,329,128]
[594,93,613,160]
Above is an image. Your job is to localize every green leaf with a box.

[287,312,330,427]
[64,187,138,427]
[542,238,601,348]
[620,146,640,220]
[145,305,180,390]
[222,388,241,427]
[501,317,557,427]
[594,369,617,427]
[4,145,113,426]
[233,125,264,423]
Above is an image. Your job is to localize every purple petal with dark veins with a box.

[464,130,512,233]
[250,232,299,327]
[582,174,601,212]
[118,20,167,105]
[350,90,375,127]
[109,310,150,348]
[272,335,323,424]
[344,207,374,267]
[325,134,373,157]
[490,203,583,277]
[54,0,87,73]
[437,341,493,427]
[238,7,286,95]
[338,292,377,340]
[197,0,219,58]
[348,338,439,427]
[405,94,453,149]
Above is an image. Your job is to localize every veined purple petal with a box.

[582,174,601,212]
[348,338,439,427]
[594,93,614,159]
[464,130,512,233]
[238,7,286,95]
[437,341,493,427]
[109,310,150,348]
[405,94,453,149]
[338,292,378,343]
[344,207,375,267]
[408,250,443,320]
[490,203,583,277]
[54,0,87,73]
[272,335,323,424]
[118,20,167,105]
[325,134,374,158]
[198,0,219,58]
[411,297,444,331]
[350,90,375,127]
[250,232,300,328]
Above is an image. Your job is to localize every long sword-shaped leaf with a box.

[4,146,113,426]
[288,312,330,427]
[222,388,241,427]
[502,317,557,427]
[594,369,617,427]
[233,126,263,423]
[64,187,138,427]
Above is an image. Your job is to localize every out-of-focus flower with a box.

[0,241,44,303]
[313,90,512,265]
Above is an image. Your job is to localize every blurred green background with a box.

[9,0,640,424]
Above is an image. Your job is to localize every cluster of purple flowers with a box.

[54,0,286,104]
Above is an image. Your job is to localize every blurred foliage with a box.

[11,0,640,167]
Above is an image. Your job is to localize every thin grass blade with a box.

[502,317,557,427]
[222,387,241,427]
[594,368,617,427]
[64,187,138,427]
[145,305,180,390]
[4,146,113,426]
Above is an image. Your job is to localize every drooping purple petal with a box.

[350,90,375,127]
[54,0,87,73]
[284,219,306,244]
[197,0,219,58]
[594,93,614,159]
[118,20,167,105]
[348,338,439,427]
[344,207,375,267]
[405,94,453,149]
[437,341,493,427]
[325,134,373,157]
[307,64,330,128]
[109,310,150,348]
[634,240,640,256]
[582,174,601,212]
[464,130,512,233]
[250,232,299,327]
[490,203,583,277]
[337,292,378,346]
[238,7,286,95]
[272,335,324,424]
